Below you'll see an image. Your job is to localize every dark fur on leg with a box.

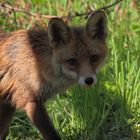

[0,102,15,140]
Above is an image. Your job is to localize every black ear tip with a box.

[49,18,64,25]
[97,10,106,15]
[98,11,106,19]
[90,10,106,20]
[96,10,106,15]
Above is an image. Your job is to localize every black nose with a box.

[85,77,94,85]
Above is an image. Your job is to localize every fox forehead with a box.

[53,26,107,60]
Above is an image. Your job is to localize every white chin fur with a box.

[78,75,97,86]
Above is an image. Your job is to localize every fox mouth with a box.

[83,84,94,88]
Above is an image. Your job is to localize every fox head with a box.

[48,11,108,87]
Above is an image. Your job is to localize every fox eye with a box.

[66,58,77,66]
[90,55,99,62]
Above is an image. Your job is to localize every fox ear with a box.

[48,18,71,46]
[86,11,107,40]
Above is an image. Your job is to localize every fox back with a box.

[0,11,108,140]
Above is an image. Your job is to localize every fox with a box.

[0,11,108,140]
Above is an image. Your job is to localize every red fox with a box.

[0,11,108,140]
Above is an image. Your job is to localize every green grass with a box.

[0,0,140,140]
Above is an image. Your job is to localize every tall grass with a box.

[0,0,140,140]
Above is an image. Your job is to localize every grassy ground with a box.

[0,0,140,140]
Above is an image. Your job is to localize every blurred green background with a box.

[0,0,140,140]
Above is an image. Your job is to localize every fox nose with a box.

[85,77,94,85]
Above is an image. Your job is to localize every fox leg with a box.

[0,102,15,140]
[25,102,61,140]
